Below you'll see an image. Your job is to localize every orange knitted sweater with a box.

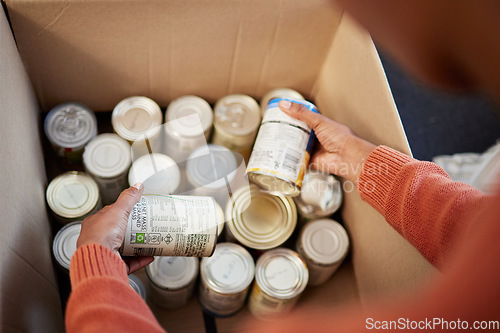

[65,146,500,332]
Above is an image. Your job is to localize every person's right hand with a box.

[279,100,376,183]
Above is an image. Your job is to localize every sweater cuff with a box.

[357,145,413,212]
[69,244,128,288]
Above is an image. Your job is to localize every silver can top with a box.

[260,88,304,115]
[146,256,199,290]
[165,95,213,137]
[299,219,349,265]
[52,221,82,270]
[128,274,147,300]
[187,144,237,190]
[83,133,132,178]
[214,94,261,136]
[128,153,180,195]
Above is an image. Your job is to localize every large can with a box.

[225,185,297,250]
[164,96,213,163]
[248,248,309,320]
[128,274,147,301]
[52,221,82,272]
[128,153,181,195]
[293,170,343,220]
[120,195,220,257]
[44,103,97,165]
[199,243,255,317]
[246,98,318,197]
[212,94,261,162]
[146,256,199,309]
[83,133,132,205]
[46,171,101,223]
[260,88,304,115]
[111,96,163,160]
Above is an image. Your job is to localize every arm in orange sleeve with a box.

[65,244,166,333]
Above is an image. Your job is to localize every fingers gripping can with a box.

[120,195,220,257]
[246,98,318,197]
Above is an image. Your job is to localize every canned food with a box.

[128,274,147,301]
[248,248,309,320]
[164,96,213,163]
[260,88,304,115]
[120,195,220,257]
[52,221,82,271]
[83,133,132,205]
[296,219,349,286]
[215,202,225,238]
[44,103,97,164]
[46,171,101,223]
[246,98,318,197]
[225,185,297,250]
[128,153,181,195]
[293,170,343,220]
[146,256,199,309]
[199,243,255,317]
[212,94,261,162]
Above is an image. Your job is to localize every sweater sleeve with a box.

[65,244,166,333]
[357,145,490,268]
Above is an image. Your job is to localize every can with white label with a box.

[146,256,199,309]
[120,195,220,257]
[225,185,297,250]
[293,170,343,220]
[248,248,309,320]
[260,88,304,115]
[46,172,101,223]
[128,274,147,301]
[246,98,318,197]
[212,94,261,162]
[199,243,255,317]
[128,153,181,195]
[44,103,97,165]
[83,133,132,205]
[164,96,213,163]
[52,221,82,272]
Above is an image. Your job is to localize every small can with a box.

[260,88,304,115]
[111,96,163,159]
[128,153,181,195]
[120,194,220,257]
[83,133,132,205]
[128,273,147,301]
[46,171,101,223]
[212,94,261,162]
[225,185,297,250]
[248,248,309,320]
[164,96,213,163]
[52,221,82,272]
[293,170,343,220]
[146,256,199,309]
[246,98,319,197]
[199,243,255,317]
[44,103,97,164]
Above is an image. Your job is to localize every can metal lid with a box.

[260,88,304,114]
[165,96,213,137]
[200,243,255,294]
[44,103,97,148]
[216,202,225,236]
[214,94,261,136]
[52,221,82,270]
[187,144,237,189]
[83,133,132,178]
[128,274,147,300]
[146,256,199,290]
[247,172,301,197]
[46,172,100,219]
[112,96,163,142]
[128,153,180,195]
[255,248,308,299]
[300,219,349,265]
[225,185,297,250]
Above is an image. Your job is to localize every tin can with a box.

[164,96,213,163]
[293,170,343,220]
[44,103,97,165]
[296,219,349,286]
[212,94,261,162]
[246,98,318,197]
[46,171,101,223]
[52,221,82,272]
[225,185,297,250]
[128,274,147,301]
[111,96,163,160]
[215,202,225,238]
[199,243,255,317]
[128,153,181,195]
[248,248,309,320]
[83,133,132,205]
[120,194,220,257]
[146,256,199,309]
[260,88,304,115]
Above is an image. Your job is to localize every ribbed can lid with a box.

[299,219,349,265]
[187,144,237,189]
[146,256,199,290]
[83,133,132,178]
[165,96,213,137]
[260,88,304,115]
[214,94,261,136]
[128,153,180,194]
[52,221,82,270]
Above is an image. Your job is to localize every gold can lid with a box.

[165,96,213,137]
[260,88,304,115]
[299,219,349,265]
[214,94,261,136]
[83,133,132,178]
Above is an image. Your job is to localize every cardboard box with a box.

[0,1,434,332]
